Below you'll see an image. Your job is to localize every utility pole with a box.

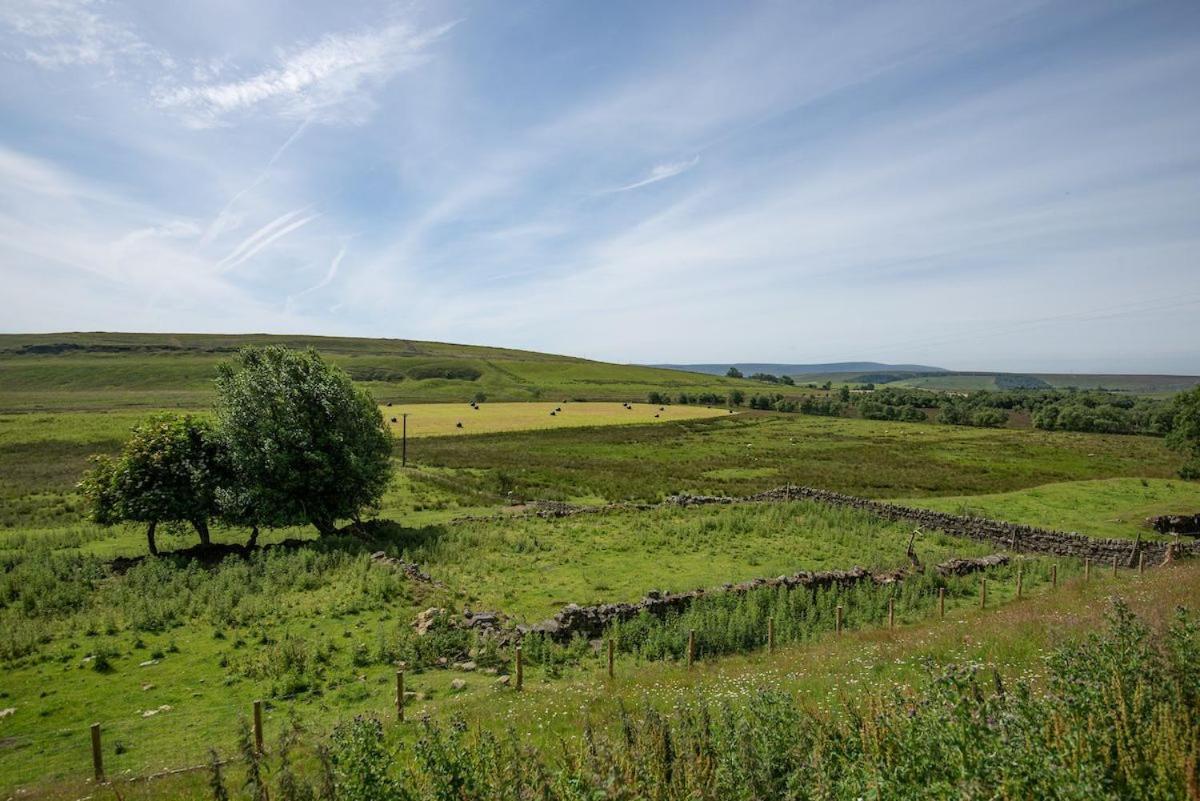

[402,413,409,467]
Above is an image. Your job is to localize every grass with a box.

[901,477,1200,540]
[12,558,1195,800]
[0,500,993,790]
[382,401,728,438]
[0,333,760,412]
[409,412,1188,503]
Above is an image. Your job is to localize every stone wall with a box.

[739,486,1200,566]
[520,554,1007,643]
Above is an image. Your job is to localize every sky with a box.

[1,0,1199,373]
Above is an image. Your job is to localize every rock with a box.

[456,661,477,672]
[450,679,467,691]
[141,684,154,691]
[495,675,510,687]
[0,708,15,719]
[437,656,449,667]
[414,608,448,636]
[139,659,158,667]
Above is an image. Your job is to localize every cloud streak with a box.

[154,21,455,127]
[610,156,700,192]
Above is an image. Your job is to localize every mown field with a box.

[382,401,727,438]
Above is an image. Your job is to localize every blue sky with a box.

[1,0,1198,372]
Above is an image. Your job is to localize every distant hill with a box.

[0,332,762,413]
[798,369,1200,395]
[651,362,948,376]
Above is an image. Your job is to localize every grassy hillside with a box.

[0,332,758,412]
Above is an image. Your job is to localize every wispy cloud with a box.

[610,156,700,193]
[0,0,167,70]
[154,21,456,127]
[217,207,320,273]
[288,245,345,306]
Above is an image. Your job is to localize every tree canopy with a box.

[78,414,226,555]
[214,346,393,536]
[1166,386,1200,478]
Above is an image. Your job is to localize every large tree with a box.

[214,346,393,536]
[1166,386,1200,479]
[79,414,226,555]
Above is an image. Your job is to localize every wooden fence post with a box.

[768,618,775,653]
[1112,555,1118,577]
[1016,566,1023,599]
[515,646,523,691]
[938,587,945,619]
[980,578,987,609]
[836,605,843,636]
[90,723,104,783]
[396,671,405,722]
[687,630,695,668]
[888,597,895,629]
[1138,553,1144,575]
[608,639,614,679]
[1051,563,1057,589]
[253,700,264,754]
[1084,558,1090,581]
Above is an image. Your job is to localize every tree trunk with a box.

[193,518,211,546]
[245,525,259,549]
[312,517,337,537]
[147,521,159,556]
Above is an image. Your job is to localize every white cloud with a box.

[154,21,456,127]
[0,0,167,70]
[611,156,700,192]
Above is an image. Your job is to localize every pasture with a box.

[1,335,1198,799]
[382,401,728,438]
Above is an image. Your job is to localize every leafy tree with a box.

[729,389,745,406]
[780,375,795,386]
[725,367,743,379]
[1166,386,1200,478]
[78,414,226,555]
[215,347,393,537]
[838,385,851,403]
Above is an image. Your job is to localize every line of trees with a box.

[79,347,393,554]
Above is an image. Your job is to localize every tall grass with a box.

[225,600,1200,800]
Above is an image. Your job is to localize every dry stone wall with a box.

[519,554,1007,643]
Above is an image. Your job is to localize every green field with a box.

[2,334,1199,798]
[902,477,1200,540]
[0,333,758,412]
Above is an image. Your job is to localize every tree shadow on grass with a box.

[108,517,446,574]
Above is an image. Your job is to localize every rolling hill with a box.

[0,332,760,412]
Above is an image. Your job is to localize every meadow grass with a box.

[13,559,1193,800]
[0,500,992,791]
[901,477,1200,540]
[409,412,1187,503]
